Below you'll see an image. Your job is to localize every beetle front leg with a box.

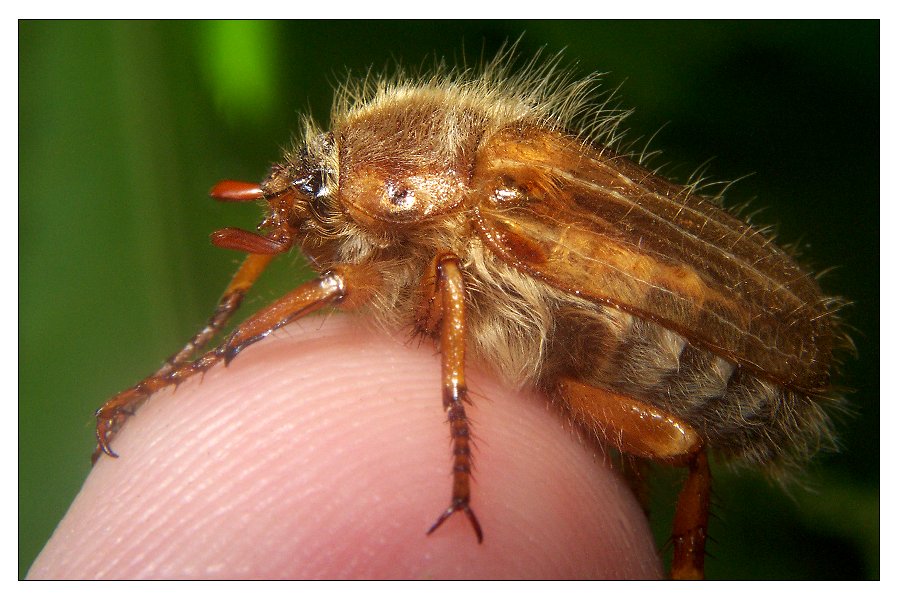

[421,253,483,543]
[557,378,709,579]
[155,179,291,375]
[93,265,376,462]
[155,253,276,377]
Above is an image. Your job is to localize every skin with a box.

[28,315,662,579]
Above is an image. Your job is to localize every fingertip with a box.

[30,316,661,579]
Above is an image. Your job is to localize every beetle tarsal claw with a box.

[222,331,267,367]
[427,500,484,543]
[93,418,120,461]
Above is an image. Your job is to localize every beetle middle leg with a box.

[419,253,483,542]
[93,264,378,461]
[557,378,710,579]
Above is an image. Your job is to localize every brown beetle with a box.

[93,52,844,579]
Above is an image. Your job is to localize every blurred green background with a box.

[19,21,878,579]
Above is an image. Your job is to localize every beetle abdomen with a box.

[547,303,836,471]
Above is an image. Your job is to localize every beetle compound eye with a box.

[292,171,323,198]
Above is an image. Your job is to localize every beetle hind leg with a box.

[557,377,710,579]
[671,449,710,579]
